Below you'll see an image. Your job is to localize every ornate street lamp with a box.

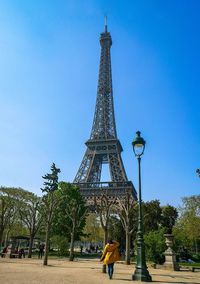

[132,131,152,282]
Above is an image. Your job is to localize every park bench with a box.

[10,253,20,258]
[191,267,200,272]
[1,252,25,258]
[180,266,200,272]
[1,252,18,258]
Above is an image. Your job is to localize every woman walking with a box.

[100,239,120,280]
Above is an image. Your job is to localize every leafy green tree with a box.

[161,205,178,233]
[53,182,87,261]
[6,221,28,242]
[0,187,27,249]
[144,227,166,264]
[142,201,178,234]
[180,195,200,215]
[142,200,162,233]
[174,195,200,254]
[173,221,191,253]
[133,200,178,265]
[51,235,69,256]
[41,163,61,266]
[82,213,104,243]
[19,192,43,258]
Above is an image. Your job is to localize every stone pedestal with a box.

[163,234,179,271]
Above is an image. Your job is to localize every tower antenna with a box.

[104,15,108,32]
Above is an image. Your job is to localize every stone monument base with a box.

[162,253,180,271]
[155,234,180,271]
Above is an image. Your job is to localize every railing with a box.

[73,181,137,199]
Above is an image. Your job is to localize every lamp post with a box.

[196,169,200,178]
[132,131,152,282]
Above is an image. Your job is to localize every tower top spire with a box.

[104,15,108,32]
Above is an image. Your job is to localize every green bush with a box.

[144,227,166,264]
[51,235,69,256]
[191,254,200,262]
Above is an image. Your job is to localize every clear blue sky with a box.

[0,0,199,206]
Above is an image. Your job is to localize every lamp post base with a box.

[132,266,152,282]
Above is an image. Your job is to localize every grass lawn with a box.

[179,262,200,267]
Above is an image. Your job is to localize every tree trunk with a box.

[125,230,131,265]
[104,227,108,246]
[195,239,198,254]
[4,229,10,247]
[0,229,4,251]
[28,234,34,258]
[43,222,50,266]
[69,231,75,261]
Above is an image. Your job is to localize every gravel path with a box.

[0,258,200,284]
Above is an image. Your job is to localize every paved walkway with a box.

[0,258,200,284]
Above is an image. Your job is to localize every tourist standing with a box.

[38,244,44,259]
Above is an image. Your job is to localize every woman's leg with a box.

[110,263,114,278]
[107,264,111,278]
[108,263,114,279]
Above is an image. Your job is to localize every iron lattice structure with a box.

[74,24,137,203]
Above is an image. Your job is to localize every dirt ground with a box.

[0,257,200,284]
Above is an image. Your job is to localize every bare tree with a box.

[19,192,43,258]
[94,194,116,272]
[116,191,137,265]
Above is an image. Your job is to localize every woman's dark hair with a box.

[108,239,113,244]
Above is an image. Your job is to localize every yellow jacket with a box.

[100,241,120,264]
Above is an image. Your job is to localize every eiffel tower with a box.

[74,22,137,204]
